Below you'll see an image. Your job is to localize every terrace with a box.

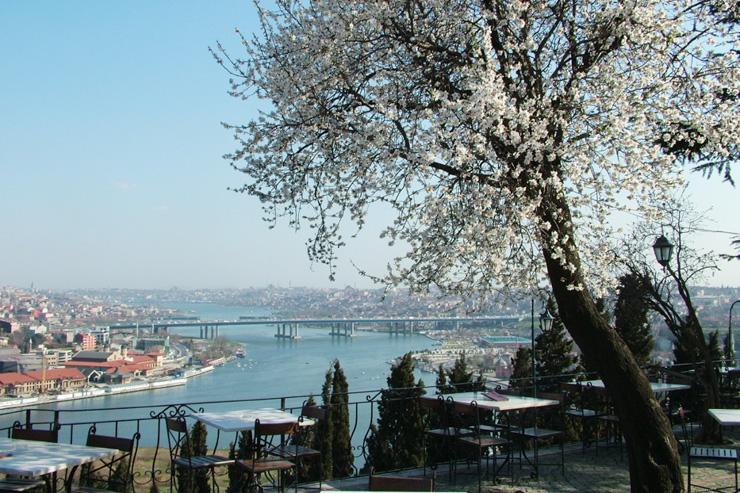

[1,362,738,493]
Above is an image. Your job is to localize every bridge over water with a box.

[109,315,525,339]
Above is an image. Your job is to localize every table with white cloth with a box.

[564,379,691,393]
[0,437,116,492]
[191,407,313,455]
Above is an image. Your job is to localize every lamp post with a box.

[531,303,554,398]
[729,300,740,367]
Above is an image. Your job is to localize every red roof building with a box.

[0,368,86,397]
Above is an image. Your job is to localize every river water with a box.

[1,303,439,446]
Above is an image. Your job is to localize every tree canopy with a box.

[215,0,738,299]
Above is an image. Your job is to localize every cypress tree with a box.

[709,330,723,365]
[330,360,353,478]
[190,421,210,493]
[509,346,533,394]
[535,297,577,391]
[365,353,426,472]
[614,273,655,367]
[724,334,735,368]
[435,364,451,394]
[445,352,484,392]
[319,369,334,480]
[226,431,250,493]
[176,427,193,493]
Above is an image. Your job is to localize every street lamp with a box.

[652,234,674,267]
[729,300,740,367]
[531,305,554,398]
[540,308,554,332]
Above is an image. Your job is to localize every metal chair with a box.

[266,404,325,491]
[237,419,297,493]
[507,391,565,479]
[688,446,738,492]
[72,428,141,493]
[419,396,460,482]
[564,382,604,453]
[164,417,232,493]
[452,400,510,493]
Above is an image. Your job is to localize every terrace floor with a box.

[314,442,739,493]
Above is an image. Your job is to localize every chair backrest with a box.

[11,427,58,443]
[81,430,141,492]
[369,475,434,492]
[255,420,298,438]
[301,404,326,421]
[86,432,138,453]
[418,396,444,411]
[164,417,189,463]
[453,400,479,417]
[538,391,565,404]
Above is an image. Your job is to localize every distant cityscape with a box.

[1,284,738,404]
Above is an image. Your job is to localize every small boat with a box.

[235,347,246,358]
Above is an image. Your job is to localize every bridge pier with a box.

[276,323,300,339]
[329,322,354,337]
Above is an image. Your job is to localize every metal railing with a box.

[1,359,736,492]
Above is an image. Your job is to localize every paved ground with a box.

[319,444,739,493]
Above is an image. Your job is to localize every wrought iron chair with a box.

[564,382,604,453]
[507,391,565,479]
[452,400,510,493]
[265,404,325,491]
[688,446,738,492]
[71,428,141,493]
[418,395,460,482]
[237,419,297,493]
[164,417,232,493]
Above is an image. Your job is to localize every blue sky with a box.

[1,1,738,290]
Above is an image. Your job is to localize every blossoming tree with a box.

[215,1,739,490]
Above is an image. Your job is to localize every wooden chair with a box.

[452,400,510,493]
[0,426,60,493]
[368,473,434,491]
[164,417,232,493]
[72,429,141,493]
[266,404,325,491]
[237,420,297,493]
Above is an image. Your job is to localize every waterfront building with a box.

[0,368,85,397]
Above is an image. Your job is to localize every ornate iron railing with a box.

[0,359,733,492]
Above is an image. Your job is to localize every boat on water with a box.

[235,347,246,358]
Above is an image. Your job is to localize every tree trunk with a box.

[539,195,683,492]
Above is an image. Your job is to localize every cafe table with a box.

[420,391,560,412]
[709,408,740,427]
[191,407,313,455]
[0,437,116,492]
[564,379,691,393]
[191,408,310,433]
